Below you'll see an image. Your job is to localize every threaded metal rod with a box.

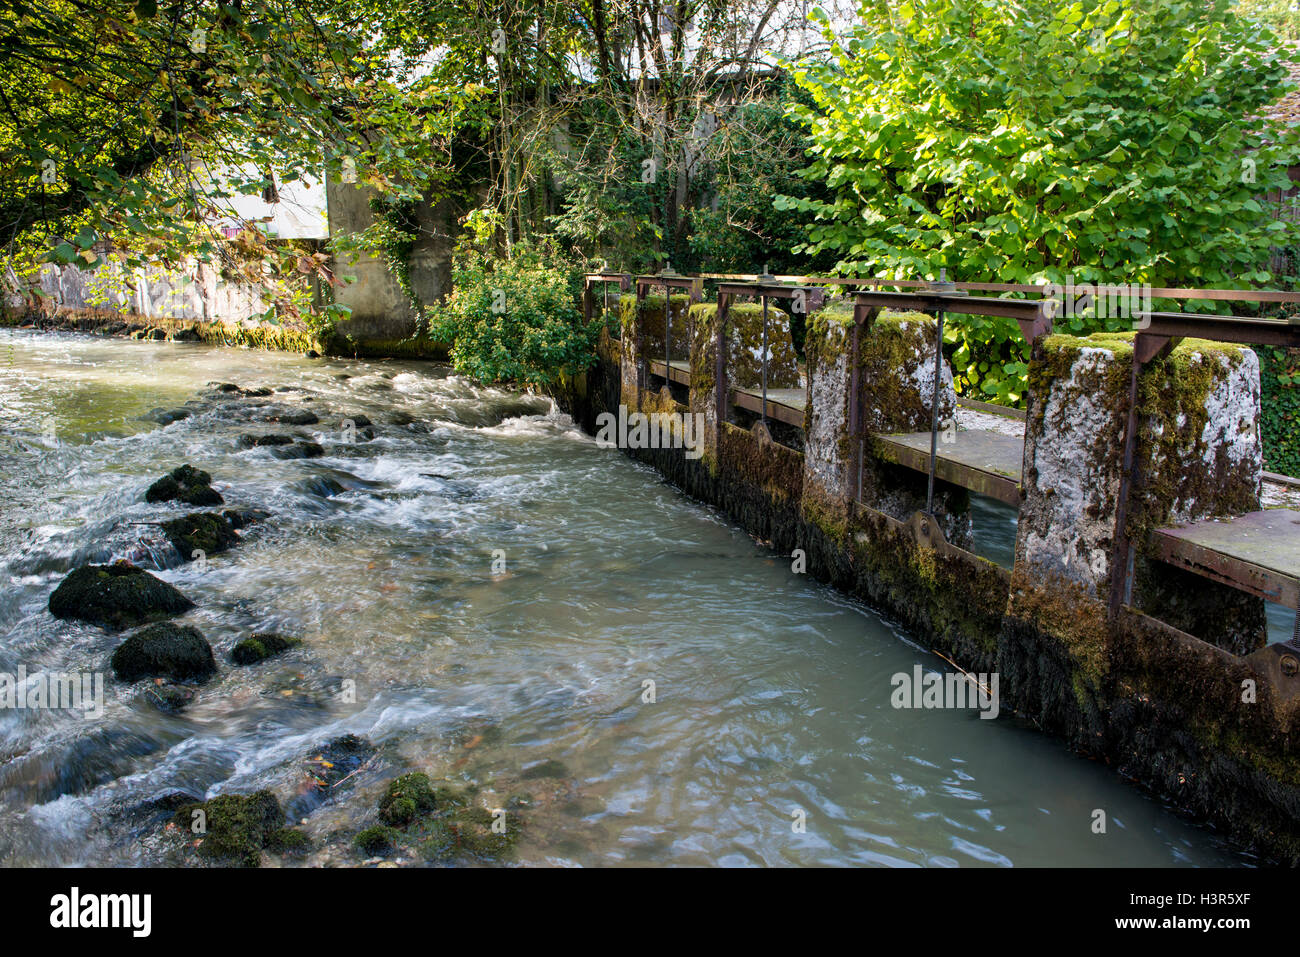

[926,308,944,516]
[761,295,769,427]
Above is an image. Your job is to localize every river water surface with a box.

[0,328,1248,866]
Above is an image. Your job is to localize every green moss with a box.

[361,772,521,864]
[377,771,438,825]
[448,806,519,860]
[172,790,284,867]
[354,824,399,856]
[857,311,948,433]
[230,632,302,666]
[328,337,449,360]
[266,827,310,856]
[718,422,804,504]
[1008,567,1111,696]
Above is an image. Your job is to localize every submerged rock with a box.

[140,408,192,426]
[285,735,377,821]
[111,622,216,683]
[140,683,197,714]
[270,441,325,460]
[159,512,240,558]
[48,561,195,629]
[236,433,295,449]
[44,727,164,802]
[145,465,223,506]
[229,632,302,665]
[294,476,346,498]
[222,508,270,531]
[170,790,286,867]
[111,789,202,835]
[360,771,520,863]
[259,407,319,426]
[520,758,569,781]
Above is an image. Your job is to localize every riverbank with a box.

[0,308,448,361]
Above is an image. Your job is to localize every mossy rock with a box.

[265,827,311,856]
[237,433,295,448]
[222,508,270,530]
[377,771,438,826]
[171,790,284,867]
[48,560,195,630]
[369,773,519,864]
[140,683,196,714]
[354,825,399,856]
[160,512,240,559]
[230,632,302,666]
[112,622,217,683]
[145,465,223,506]
[446,805,520,861]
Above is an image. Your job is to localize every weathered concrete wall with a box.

[3,258,267,323]
[548,311,1300,866]
[323,175,455,344]
[324,177,417,337]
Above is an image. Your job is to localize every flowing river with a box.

[0,328,1249,866]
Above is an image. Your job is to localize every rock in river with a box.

[48,560,195,629]
[159,512,240,558]
[230,632,302,665]
[270,441,324,460]
[144,465,223,506]
[111,622,217,683]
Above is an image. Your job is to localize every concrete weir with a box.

[552,283,1300,865]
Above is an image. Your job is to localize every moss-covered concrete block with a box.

[1016,333,1265,655]
[801,307,969,546]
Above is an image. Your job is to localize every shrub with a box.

[779,0,1300,405]
[427,243,598,387]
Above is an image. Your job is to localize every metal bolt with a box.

[1281,655,1298,678]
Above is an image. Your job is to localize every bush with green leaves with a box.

[427,244,597,387]
[779,0,1300,405]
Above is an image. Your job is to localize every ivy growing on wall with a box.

[1257,345,1300,479]
[365,196,428,336]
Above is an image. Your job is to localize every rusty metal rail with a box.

[582,273,632,338]
[716,276,825,434]
[635,270,702,395]
[1110,313,1300,618]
